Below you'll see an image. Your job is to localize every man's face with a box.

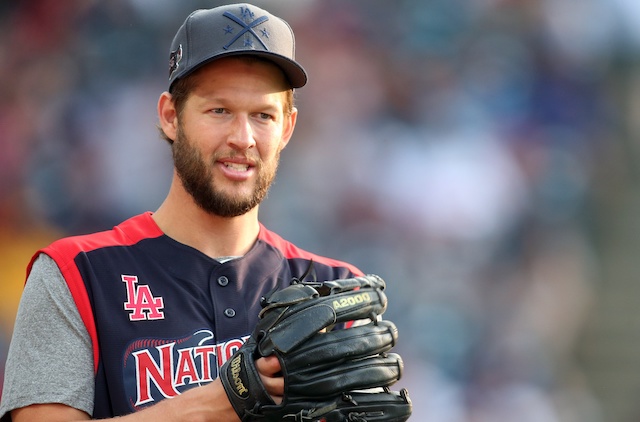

[171,57,296,217]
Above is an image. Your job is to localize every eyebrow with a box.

[199,95,284,112]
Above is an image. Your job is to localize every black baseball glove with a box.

[219,274,412,422]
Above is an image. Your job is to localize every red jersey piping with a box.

[26,212,164,374]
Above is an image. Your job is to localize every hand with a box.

[255,355,284,404]
[219,275,410,421]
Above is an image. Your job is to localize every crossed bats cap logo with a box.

[168,3,307,89]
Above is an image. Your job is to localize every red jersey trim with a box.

[258,225,363,329]
[258,224,363,276]
[26,212,164,374]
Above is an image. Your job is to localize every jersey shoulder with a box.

[33,212,162,271]
[258,224,363,276]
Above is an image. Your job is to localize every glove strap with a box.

[219,346,274,420]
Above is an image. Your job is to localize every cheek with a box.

[256,128,286,155]
[260,141,286,162]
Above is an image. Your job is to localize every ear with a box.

[279,107,298,150]
[158,92,178,142]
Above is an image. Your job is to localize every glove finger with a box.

[327,286,388,323]
[337,389,413,422]
[262,275,388,325]
[270,388,413,422]
[274,286,387,328]
[311,274,386,296]
[259,288,388,356]
[259,274,384,314]
[286,352,404,397]
[257,304,336,356]
[284,320,398,371]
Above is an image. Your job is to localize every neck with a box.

[152,181,261,260]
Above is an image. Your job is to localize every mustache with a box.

[211,150,262,167]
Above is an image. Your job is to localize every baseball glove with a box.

[219,274,412,422]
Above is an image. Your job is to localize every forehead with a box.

[189,56,291,94]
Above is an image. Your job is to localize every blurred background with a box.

[1,0,640,420]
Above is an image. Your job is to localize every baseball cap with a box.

[168,3,307,90]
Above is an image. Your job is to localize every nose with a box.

[227,115,256,151]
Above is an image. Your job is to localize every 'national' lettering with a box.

[128,334,249,407]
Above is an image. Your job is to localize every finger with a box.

[255,356,284,401]
[255,355,281,376]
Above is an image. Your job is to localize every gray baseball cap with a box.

[168,3,307,90]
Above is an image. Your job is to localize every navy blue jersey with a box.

[29,212,362,418]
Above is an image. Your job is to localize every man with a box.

[0,4,398,421]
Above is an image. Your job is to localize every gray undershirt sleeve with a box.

[0,253,94,421]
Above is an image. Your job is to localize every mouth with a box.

[218,158,255,181]
[223,162,250,172]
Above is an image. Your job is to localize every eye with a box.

[211,108,226,114]
[258,112,273,120]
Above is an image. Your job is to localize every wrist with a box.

[143,380,239,422]
[208,378,241,422]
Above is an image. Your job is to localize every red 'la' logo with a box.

[122,275,165,321]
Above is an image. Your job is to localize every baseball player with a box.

[0,4,410,422]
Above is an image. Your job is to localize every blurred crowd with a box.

[2,0,640,420]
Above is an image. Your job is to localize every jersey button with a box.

[217,276,229,286]
[224,308,236,318]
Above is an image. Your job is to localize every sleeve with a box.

[0,253,94,421]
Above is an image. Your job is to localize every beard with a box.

[172,126,280,218]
